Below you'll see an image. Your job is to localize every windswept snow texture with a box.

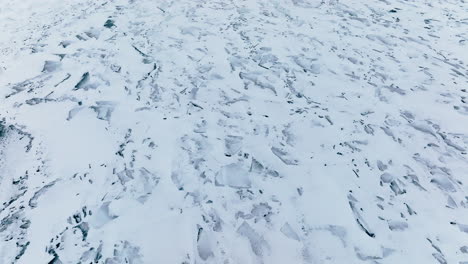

[1,0,468,263]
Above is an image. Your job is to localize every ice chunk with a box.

[249,158,264,174]
[380,173,393,183]
[90,101,116,121]
[197,226,214,260]
[90,202,117,228]
[224,135,243,156]
[431,176,456,192]
[460,246,468,254]
[280,222,300,241]
[42,61,61,73]
[28,180,58,208]
[377,160,388,171]
[458,224,468,233]
[237,221,270,257]
[215,163,251,188]
[271,147,299,165]
[388,220,408,231]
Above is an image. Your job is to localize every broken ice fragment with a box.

[354,247,382,261]
[75,222,89,241]
[390,180,406,195]
[380,173,393,183]
[458,223,468,233]
[117,169,134,185]
[90,101,115,121]
[364,124,374,135]
[388,220,408,231]
[0,122,5,138]
[110,64,121,73]
[325,225,347,247]
[209,209,223,232]
[410,122,437,138]
[442,137,465,152]
[29,180,58,208]
[251,203,272,223]
[348,194,375,238]
[215,163,251,188]
[431,176,456,192]
[249,158,264,174]
[291,0,322,8]
[197,226,214,260]
[376,160,387,171]
[237,221,270,257]
[271,147,299,165]
[460,246,468,254]
[405,203,416,215]
[59,40,72,48]
[66,106,85,121]
[90,202,117,228]
[238,71,277,94]
[432,252,447,264]
[266,169,280,178]
[104,241,143,264]
[42,61,61,73]
[73,72,90,90]
[104,19,115,28]
[280,222,300,241]
[15,242,30,260]
[79,243,102,263]
[447,195,458,209]
[292,56,320,74]
[224,135,243,156]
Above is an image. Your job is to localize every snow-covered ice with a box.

[0,0,467,263]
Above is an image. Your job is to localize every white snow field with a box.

[0,0,467,263]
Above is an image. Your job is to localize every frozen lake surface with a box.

[0,0,467,263]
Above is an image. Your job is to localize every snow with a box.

[1,0,468,263]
